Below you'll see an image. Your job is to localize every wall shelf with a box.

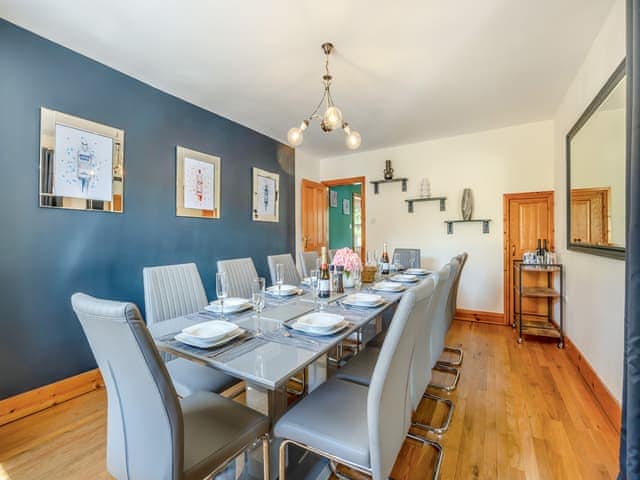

[370,178,408,194]
[444,219,491,234]
[405,196,446,213]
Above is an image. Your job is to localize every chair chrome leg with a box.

[428,364,460,392]
[262,435,270,480]
[407,432,443,479]
[412,392,454,435]
[437,346,463,367]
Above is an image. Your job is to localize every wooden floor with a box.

[0,321,619,480]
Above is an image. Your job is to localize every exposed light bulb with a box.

[323,106,343,131]
[287,127,303,146]
[346,130,361,150]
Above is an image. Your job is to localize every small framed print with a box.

[253,167,279,222]
[176,146,221,219]
[330,190,338,208]
[343,198,351,215]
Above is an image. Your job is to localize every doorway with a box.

[503,191,555,326]
[323,177,366,259]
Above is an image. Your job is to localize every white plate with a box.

[295,312,344,330]
[371,281,406,292]
[343,293,384,307]
[290,320,348,336]
[205,298,252,314]
[267,285,299,296]
[405,268,430,276]
[181,320,240,342]
[175,327,244,348]
[390,274,419,283]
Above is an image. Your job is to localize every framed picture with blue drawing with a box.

[252,167,279,222]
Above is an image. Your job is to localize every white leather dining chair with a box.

[143,263,238,397]
[267,253,301,286]
[71,293,270,480]
[216,257,259,299]
[298,251,318,278]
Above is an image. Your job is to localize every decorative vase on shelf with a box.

[383,160,394,180]
[461,188,473,221]
[419,178,431,198]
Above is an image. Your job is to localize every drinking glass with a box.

[276,263,284,294]
[309,269,320,311]
[252,277,266,334]
[353,267,362,291]
[216,272,227,320]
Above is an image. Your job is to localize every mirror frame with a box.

[566,58,626,260]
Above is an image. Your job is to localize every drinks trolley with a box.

[512,261,564,348]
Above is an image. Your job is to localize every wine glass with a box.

[252,277,266,335]
[353,266,362,291]
[309,269,320,311]
[216,272,228,320]
[276,263,284,295]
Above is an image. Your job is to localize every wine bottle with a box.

[381,243,390,275]
[319,247,330,298]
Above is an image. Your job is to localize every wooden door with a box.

[503,191,554,326]
[570,188,609,245]
[301,179,327,252]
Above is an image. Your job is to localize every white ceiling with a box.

[1,0,615,158]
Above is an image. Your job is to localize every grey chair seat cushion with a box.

[334,347,379,386]
[274,378,370,469]
[167,358,238,398]
[181,392,270,480]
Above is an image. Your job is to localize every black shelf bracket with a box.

[405,196,447,213]
[444,219,491,234]
[370,178,408,194]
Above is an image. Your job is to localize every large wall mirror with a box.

[567,59,626,259]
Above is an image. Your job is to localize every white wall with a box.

[315,120,554,313]
[553,0,626,401]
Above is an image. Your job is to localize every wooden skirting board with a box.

[563,335,622,433]
[0,368,103,426]
[455,308,506,325]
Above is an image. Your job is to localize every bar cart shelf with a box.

[513,261,564,348]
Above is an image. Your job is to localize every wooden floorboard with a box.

[0,321,619,480]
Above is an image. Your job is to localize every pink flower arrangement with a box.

[332,247,362,273]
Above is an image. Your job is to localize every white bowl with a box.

[181,320,240,342]
[205,297,251,313]
[344,293,383,306]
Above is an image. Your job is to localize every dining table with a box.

[149,277,426,479]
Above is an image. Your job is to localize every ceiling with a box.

[0,0,615,158]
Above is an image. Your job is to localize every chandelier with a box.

[287,42,361,150]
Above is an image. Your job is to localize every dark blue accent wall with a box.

[0,19,295,398]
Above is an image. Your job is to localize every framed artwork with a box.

[343,198,351,215]
[330,190,338,208]
[176,146,221,219]
[39,107,124,212]
[253,167,279,222]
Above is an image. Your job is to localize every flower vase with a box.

[343,272,355,288]
[461,188,473,221]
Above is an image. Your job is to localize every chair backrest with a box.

[71,293,183,480]
[267,253,302,286]
[216,257,258,299]
[430,258,460,367]
[298,251,318,277]
[409,265,451,410]
[392,248,421,268]
[367,289,417,480]
[143,263,208,325]
[446,252,468,328]
[328,249,337,263]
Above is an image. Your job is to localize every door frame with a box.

[503,190,555,326]
[322,176,366,257]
